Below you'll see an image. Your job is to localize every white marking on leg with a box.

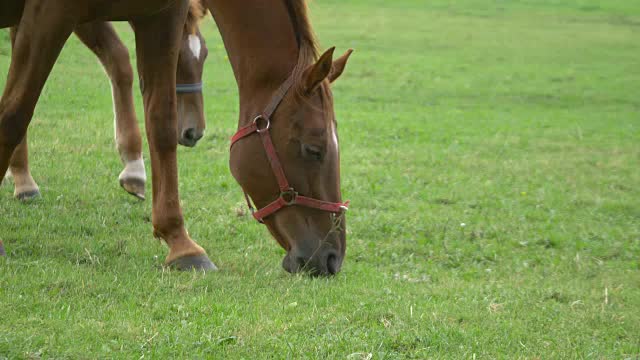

[110,83,118,145]
[119,158,147,182]
[188,34,201,60]
[2,170,11,186]
[97,60,119,147]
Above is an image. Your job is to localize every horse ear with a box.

[303,47,335,93]
[328,49,353,83]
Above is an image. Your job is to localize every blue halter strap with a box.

[176,82,203,93]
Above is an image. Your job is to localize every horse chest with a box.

[0,1,24,28]
[85,0,185,21]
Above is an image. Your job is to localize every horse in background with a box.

[3,3,209,201]
[0,0,353,275]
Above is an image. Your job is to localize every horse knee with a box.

[147,113,178,151]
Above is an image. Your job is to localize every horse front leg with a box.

[3,26,41,200]
[74,22,146,200]
[131,7,216,271]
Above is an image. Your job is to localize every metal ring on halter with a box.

[176,82,203,93]
[253,115,271,133]
[280,188,298,205]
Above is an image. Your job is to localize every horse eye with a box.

[302,143,324,161]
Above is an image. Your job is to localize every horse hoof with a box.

[167,254,218,272]
[119,178,145,200]
[16,189,41,201]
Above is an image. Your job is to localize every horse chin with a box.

[281,249,343,276]
[178,138,198,147]
[279,235,345,276]
[265,210,346,276]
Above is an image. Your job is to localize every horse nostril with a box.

[183,128,196,141]
[326,253,339,275]
[283,250,341,276]
[181,128,203,146]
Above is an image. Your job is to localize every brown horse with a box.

[3,4,208,201]
[0,0,352,275]
[211,0,352,275]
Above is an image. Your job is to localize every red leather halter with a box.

[230,68,349,223]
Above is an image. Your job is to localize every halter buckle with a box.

[253,115,271,133]
[280,188,298,205]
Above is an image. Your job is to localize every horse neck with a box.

[206,0,300,126]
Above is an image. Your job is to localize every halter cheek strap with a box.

[229,70,349,223]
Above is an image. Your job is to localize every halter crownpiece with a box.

[176,82,203,93]
[230,67,349,223]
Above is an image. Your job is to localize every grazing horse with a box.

[0,0,352,275]
[211,0,352,275]
[3,3,208,201]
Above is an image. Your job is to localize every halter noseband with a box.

[176,82,203,93]
[229,68,349,223]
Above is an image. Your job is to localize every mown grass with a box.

[1,1,639,358]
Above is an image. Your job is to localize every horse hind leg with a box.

[0,27,40,200]
[0,13,73,196]
[74,22,146,200]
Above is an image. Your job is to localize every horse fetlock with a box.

[153,225,210,267]
[146,114,179,151]
[151,216,186,242]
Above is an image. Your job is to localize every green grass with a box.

[1,1,640,358]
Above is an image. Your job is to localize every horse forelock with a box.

[185,0,206,34]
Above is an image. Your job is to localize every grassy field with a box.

[1,1,639,358]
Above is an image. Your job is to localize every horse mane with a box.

[283,1,322,85]
[185,0,207,34]
[284,0,319,59]
[283,0,337,120]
